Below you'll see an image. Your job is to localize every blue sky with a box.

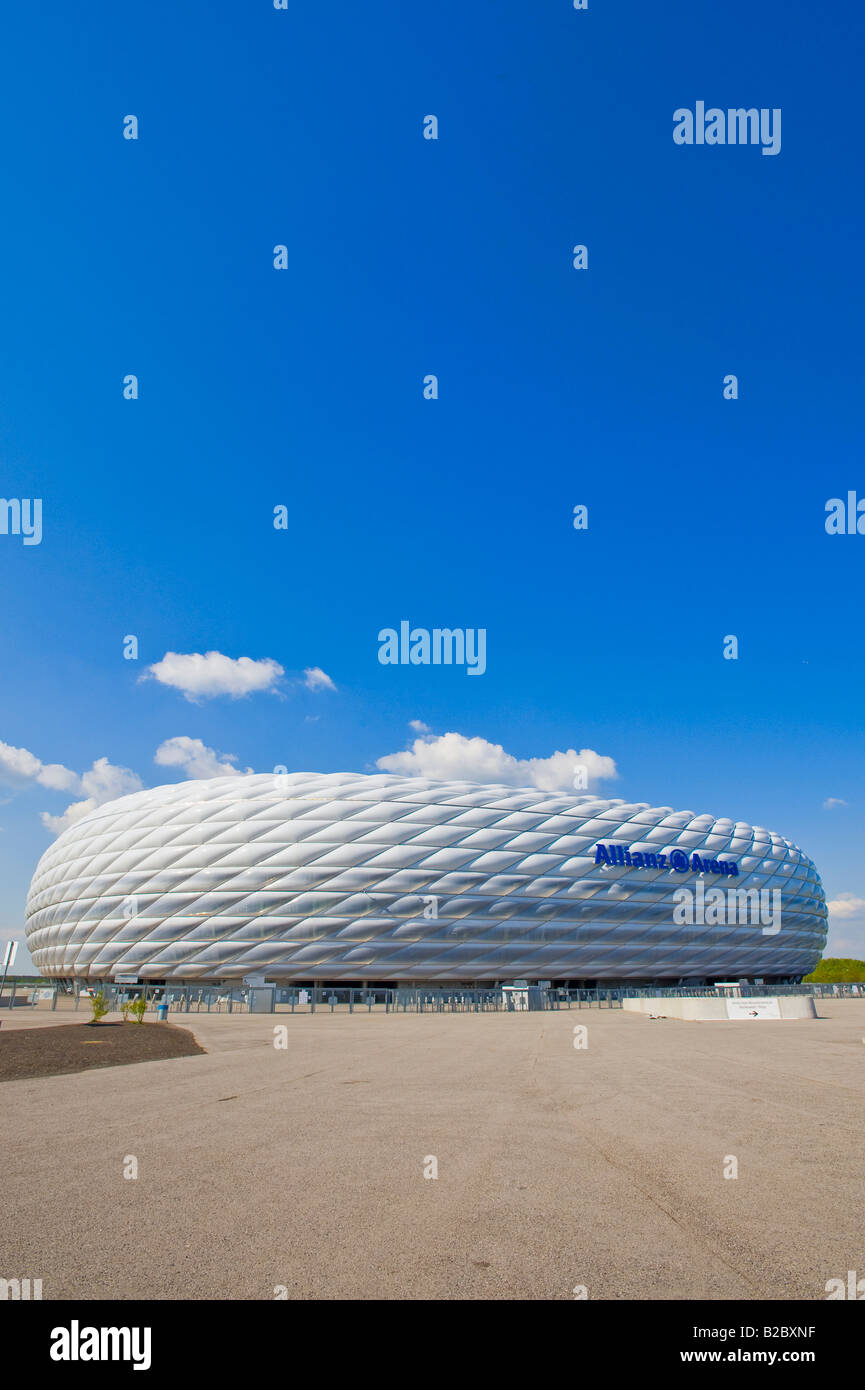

[1,0,862,972]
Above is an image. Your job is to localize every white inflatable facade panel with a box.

[24,773,827,983]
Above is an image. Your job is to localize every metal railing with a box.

[3,979,864,1016]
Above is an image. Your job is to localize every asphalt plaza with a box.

[1,1002,863,1300]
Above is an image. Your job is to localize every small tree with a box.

[120,997,132,1022]
[129,996,148,1024]
[89,990,109,1024]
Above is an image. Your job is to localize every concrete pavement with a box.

[1,1002,863,1300]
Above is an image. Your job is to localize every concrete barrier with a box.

[622,995,817,1021]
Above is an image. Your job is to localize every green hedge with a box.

[803,958,865,983]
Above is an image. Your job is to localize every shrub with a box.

[88,990,109,1024]
[129,996,148,1024]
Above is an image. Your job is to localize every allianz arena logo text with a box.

[594,843,739,876]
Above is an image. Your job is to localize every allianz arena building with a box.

[25,772,827,986]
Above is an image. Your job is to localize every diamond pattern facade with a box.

[25,772,827,982]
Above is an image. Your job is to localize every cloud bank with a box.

[40,758,143,835]
[826,893,865,920]
[0,739,80,792]
[0,739,143,834]
[375,731,617,792]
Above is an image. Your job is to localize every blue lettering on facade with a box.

[593,844,739,876]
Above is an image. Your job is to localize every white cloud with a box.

[79,758,141,803]
[0,739,78,792]
[303,666,336,692]
[143,651,284,702]
[826,894,865,920]
[409,719,431,733]
[375,731,618,792]
[0,737,143,834]
[40,758,143,835]
[823,797,848,810]
[39,803,96,835]
[0,742,42,784]
[825,927,865,959]
[155,736,248,780]
[38,763,81,792]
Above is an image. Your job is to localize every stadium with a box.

[24,772,827,985]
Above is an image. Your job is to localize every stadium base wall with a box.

[623,995,817,1020]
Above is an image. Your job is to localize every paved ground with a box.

[1,1002,863,1300]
